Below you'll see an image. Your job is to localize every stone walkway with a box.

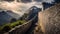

[25,22,43,34]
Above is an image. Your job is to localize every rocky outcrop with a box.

[38,3,60,34]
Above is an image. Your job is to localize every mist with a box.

[0,0,56,25]
[20,0,55,3]
[0,0,55,16]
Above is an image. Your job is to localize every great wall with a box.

[38,3,60,34]
[3,14,37,34]
[0,0,60,34]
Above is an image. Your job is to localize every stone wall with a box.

[38,3,60,34]
[4,15,37,34]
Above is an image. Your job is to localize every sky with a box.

[0,0,55,16]
[19,0,55,3]
[42,0,54,3]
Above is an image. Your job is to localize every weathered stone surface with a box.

[38,3,60,34]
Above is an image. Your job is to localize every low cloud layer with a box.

[0,0,55,16]
[42,0,54,3]
[20,0,55,3]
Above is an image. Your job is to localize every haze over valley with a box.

[0,0,55,25]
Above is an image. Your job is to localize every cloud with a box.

[34,0,55,3]
[42,0,55,3]
[20,0,55,3]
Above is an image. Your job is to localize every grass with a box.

[0,20,26,32]
[0,13,28,32]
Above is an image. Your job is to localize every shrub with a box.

[0,20,26,32]
[0,24,11,32]
[10,18,17,23]
[0,13,28,32]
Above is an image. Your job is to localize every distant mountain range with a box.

[0,6,42,25]
[0,0,59,25]
[0,10,21,25]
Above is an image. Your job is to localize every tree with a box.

[10,18,17,23]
